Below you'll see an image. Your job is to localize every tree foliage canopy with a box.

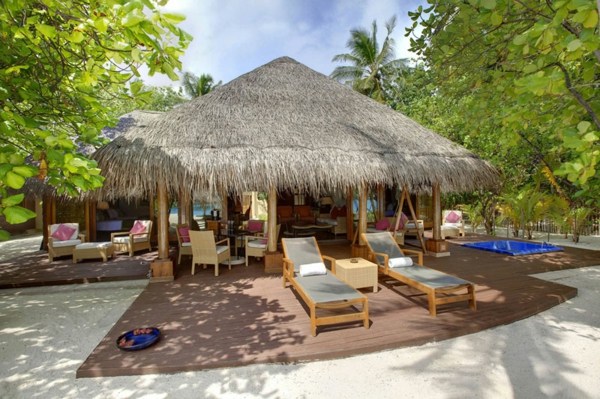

[331,16,408,102]
[406,0,599,202]
[0,0,191,239]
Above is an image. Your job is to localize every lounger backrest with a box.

[281,237,323,273]
[363,232,405,264]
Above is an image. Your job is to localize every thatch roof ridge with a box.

[91,56,498,200]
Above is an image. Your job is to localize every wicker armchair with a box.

[111,220,152,256]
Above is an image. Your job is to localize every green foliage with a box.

[0,0,191,238]
[331,16,409,102]
[181,72,222,98]
[407,0,599,201]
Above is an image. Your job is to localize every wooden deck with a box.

[1,236,596,378]
[69,236,598,378]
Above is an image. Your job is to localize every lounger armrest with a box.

[402,249,423,265]
[282,257,295,278]
[372,251,390,271]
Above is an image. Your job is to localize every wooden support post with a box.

[178,189,191,226]
[352,183,369,258]
[426,182,450,257]
[84,200,97,242]
[346,187,354,241]
[377,184,385,220]
[41,195,55,250]
[151,181,173,282]
[264,186,282,273]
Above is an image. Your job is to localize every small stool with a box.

[73,242,114,263]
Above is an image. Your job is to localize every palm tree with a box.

[181,72,222,98]
[331,16,408,103]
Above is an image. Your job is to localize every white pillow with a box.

[299,262,327,277]
[388,257,413,268]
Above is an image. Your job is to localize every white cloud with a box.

[142,0,424,87]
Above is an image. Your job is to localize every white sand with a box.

[1,233,599,398]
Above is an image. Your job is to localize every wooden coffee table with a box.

[335,257,378,292]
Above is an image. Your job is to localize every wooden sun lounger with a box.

[282,237,369,336]
[362,232,476,316]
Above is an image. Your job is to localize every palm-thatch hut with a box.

[90,57,498,277]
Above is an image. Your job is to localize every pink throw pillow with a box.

[51,224,76,241]
[375,218,390,231]
[178,226,190,242]
[446,211,461,223]
[398,213,409,229]
[130,221,147,234]
[247,220,263,233]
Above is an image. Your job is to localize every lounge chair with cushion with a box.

[245,224,280,266]
[176,224,193,264]
[111,219,153,256]
[441,210,465,238]
[189,230,231,276]
[361,232,476,316]
[281,236,369,336]
[48,223,85,261]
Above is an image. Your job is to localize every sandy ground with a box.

[0,232,599,398]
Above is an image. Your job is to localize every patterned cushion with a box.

[130,220,147,234]
[247,220,263,233]
[375,218,390,231]
[398,213,409,229]
[178,226,190,242]
[51,224,76,241]
[446,211,461,223]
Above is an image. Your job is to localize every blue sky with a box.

[143,0,424,87]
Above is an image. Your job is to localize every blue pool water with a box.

[463,240,563,256]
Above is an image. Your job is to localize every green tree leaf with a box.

[3,205,37,224]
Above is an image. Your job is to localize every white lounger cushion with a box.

[299,262,327,277]
[388,256,413,268]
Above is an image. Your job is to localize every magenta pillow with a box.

[247,220,263,233]
[446,211,461,223]
[375,218,390,231]
[130,221,147,234]
[178,226,190,242]
[51,224,76,241]
[398,213,409,229]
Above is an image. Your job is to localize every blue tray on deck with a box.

[116,327,161,351]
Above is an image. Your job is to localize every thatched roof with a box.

[91,56,498,200]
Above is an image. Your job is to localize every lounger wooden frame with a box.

[282,237,369,336]
[362,232,476,316]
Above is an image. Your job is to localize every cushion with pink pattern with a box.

[445,211,461,223]
[178,226,190,242]
[375,218,390,231]
[247,220,263,233]
[130,221,147,234]
[51,224,76,241]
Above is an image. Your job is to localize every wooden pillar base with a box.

[351,244,369,259]
[264,251,283,274]
[150,258,174,282]
[425,239,450,257]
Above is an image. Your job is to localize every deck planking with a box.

[74,236,598,378]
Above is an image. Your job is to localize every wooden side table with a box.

[335,258,378,292]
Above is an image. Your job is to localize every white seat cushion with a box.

[316,217,337,226]
[248,241,267,249]
[75,242,112,250]
[52,239,82,248]
[113,236,148,244]
[216,245,228,254]
[181,242,192,247]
